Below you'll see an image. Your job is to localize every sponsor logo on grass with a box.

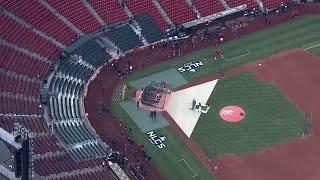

[219,105,245,123]
[177,61,204,73]
[146,131,166,149]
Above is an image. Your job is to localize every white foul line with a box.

[225,51,251,62]
[304,43,320,50]
[179,159,198,178]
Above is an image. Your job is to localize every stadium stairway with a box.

[254,0,265,11]
[95,35,123,57]
[88,0,128,25]
[121,0,149,45]
[129,21,148,45]
[39,0,84,36]
[68,39,112,68]
[0,13,62,59]
[134,14,165,43]
[184,0,202,18]
[126,0,172,30]
[0,41,50,64]
[0,45,51,79]
[120,0,134,18]
[2,9,65,49]
[82,0,106,26]
[1,0,80,44]
[0,71,41,97]
[0,68,41,83]
[157,0,197,25]
[33,150,65,160]
[0,94,41,115]
[46,0,101,34]
[220,0,231,9]
[44,47,112,162]
[152,0,174,27]
[193,0,226,16]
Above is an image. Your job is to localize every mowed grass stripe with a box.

[191,72,305,157]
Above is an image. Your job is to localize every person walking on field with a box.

[212,49,224,60]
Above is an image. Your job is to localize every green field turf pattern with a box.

[191,72,305,158]
[112,102,214,180]
[114,16,320,179]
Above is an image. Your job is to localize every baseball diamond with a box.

[0,1,320,180]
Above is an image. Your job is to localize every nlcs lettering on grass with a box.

[177,61,204,73]
[146,131,167,149]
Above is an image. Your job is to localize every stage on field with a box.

[120,100,169,132]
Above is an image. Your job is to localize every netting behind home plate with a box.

[140,81,172,109]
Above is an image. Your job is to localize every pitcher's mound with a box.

[219,106,245,122]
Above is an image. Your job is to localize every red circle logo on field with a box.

[219,106,245,123]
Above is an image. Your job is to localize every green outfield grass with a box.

[125,15,320,82]
[112,15,320,179]
[191,72,306,158]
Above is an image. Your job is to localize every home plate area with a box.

[165,80,219,137]
[165,78,247,138]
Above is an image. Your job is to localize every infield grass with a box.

[191,72,305,158]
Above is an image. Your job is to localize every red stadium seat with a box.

[47,0,101,33]
[157,0,197,25]
[89,0,128,24]
[193,0,226,16]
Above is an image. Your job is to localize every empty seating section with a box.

[158,0,197,25]
[126,0,169,30]
[53,122,96,145]
[0,96,40,115]
[193,0,225,16]
[32,134,61,154]
[1,0,77,44]
[58,60,94,81]
[104,25,142,51]
[34,154,103,176]
[0,46,50,79]
[0,116,47,133]
[55,168,112,180]
[135,14,165,43]
[49,76,83,97]
[225,0,257,9]
[0,72,40,96]
[67,142,106,161]
[263,0,289,9]
[47,0,101,33]
[0,14,61,58]
[72,40,112,67]
[89,0,128,24]
[49,96,82,121]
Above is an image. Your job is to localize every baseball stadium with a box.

[0,1,319,180]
